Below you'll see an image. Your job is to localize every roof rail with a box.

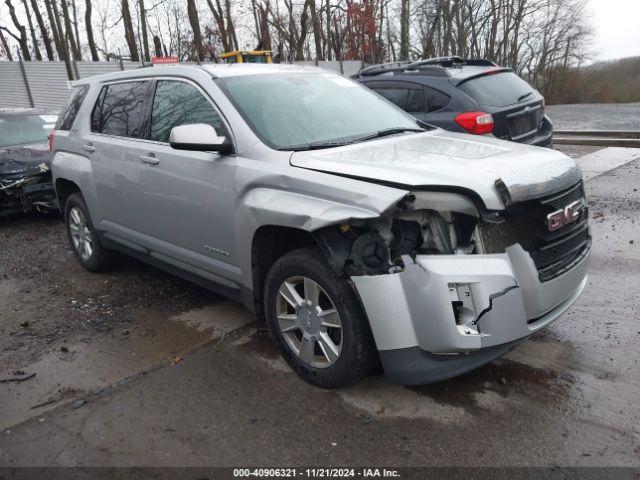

[357,61,412,77]
[356,57,499,78]
[406,57,497,69]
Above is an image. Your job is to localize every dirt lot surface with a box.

[1,146,639,468]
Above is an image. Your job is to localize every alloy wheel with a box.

[68,206,93,262]
[275,276,343,369]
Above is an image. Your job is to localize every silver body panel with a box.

[52,65,589,384]
[352,246,589,353]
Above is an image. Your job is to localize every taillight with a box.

[454,112,494,135]
[48,130,54,152]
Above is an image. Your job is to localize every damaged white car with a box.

[51,64,590,387]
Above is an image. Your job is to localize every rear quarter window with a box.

[425,87,450,112]
[458,72,537,107]
[91,81,152,138]
[55,85,89,130]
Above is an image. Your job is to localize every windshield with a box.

[458,72,538,107]
[0,114,58,148]
[217,73,421,150]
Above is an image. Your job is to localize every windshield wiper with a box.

[352,127,425,143]
[283,127,425,151]
[283,140,354,151]
[517,91,534,102]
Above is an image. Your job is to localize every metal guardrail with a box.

[554,130,640,147]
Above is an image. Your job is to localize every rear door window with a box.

[370,83,427,114]
[458,72,537,107]
[372,88,409,110]
[56,85,89,130]
[150,80,223,143]
[91,81,152,138]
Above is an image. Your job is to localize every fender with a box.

[52,151,101,220]
[234,180,408,300]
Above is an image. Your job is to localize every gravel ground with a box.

[0,214,222,373]
[547,103,640,130]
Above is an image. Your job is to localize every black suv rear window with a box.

[372,85,450,114]
[91,81,152,138]
[458,72,536,107]
[55,85,89,130]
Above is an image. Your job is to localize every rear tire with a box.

[264,247,378,388]
[64,193,113,272]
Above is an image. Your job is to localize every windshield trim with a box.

[215,73,423,151]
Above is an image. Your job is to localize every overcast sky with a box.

[590,0,640,61]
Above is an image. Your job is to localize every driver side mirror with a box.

[169,123,233,154]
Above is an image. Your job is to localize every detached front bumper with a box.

[351,243,590,385]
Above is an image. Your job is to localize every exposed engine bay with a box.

[314,191,483,276]
[315,181,590,284]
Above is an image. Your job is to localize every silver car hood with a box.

[290,129,581,210]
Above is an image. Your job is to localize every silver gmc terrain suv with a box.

[51,64,590,388]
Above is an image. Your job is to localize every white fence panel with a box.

[340,61,364,77]
[22,62,71,110]
[76,61,122,78]
[0,63,32,108]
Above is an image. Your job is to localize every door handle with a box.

[82,144,96,153]
[139,155,159,165]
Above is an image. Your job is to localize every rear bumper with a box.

[351,243,590,385]
[519,115,554,148]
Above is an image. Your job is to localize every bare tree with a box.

[121,0,140,61]
[59,0,81,60]
[21,0,43,60]
[206,0,238,52]
[399,0,409,59]
[3,0,31,60]
[186,0,204,60]
[43,0,74,77]
[30,0,55,60]
[70,0,81,55]
[0,26,13,60]
[85,0,100,60]
[139,0,150,61]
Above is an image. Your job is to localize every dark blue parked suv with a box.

[355,57,553,147]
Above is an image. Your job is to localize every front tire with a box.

[264,247,378,388]
[64,193,112,272]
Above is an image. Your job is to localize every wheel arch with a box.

[251,225,319,318]
[54,178,81,214]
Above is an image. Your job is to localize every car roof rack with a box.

[357,57,498,78]
[357,61,413,77]
[407,56,497,68]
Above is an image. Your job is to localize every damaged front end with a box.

[314,185,590,385]
[0,147,58,218]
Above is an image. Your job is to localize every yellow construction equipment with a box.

[221,50,272,64]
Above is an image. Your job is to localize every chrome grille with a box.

[479,181,590,282]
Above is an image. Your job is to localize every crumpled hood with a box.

[290,129,581,210]
[0,143,51,180]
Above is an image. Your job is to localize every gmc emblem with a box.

[547,200,583,231]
